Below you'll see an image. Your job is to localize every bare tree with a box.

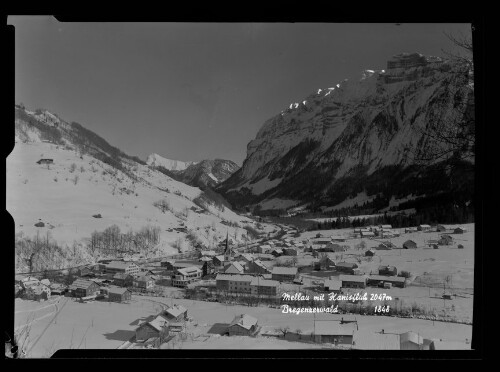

[411,30,474,172]
[278,326,290,338]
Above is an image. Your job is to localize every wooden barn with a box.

[113,273,134,287]
[365,249,376,257]
[69,278,100,298]
[135,315,169,343]
[163,305,188,322]
[227,314,259,337]
[378,265,398,276]
[108,287,132,303]
[335,262,358,274]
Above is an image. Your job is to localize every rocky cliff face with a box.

[218,54,474,212]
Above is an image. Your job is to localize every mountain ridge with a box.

[217,53,474,214]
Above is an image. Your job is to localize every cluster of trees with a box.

[310,203,474,231]
[15,231,90,273]
[87,224,161,255]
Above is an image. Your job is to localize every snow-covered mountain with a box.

[10,105,272,272]
[160,159,240,189]
[146,153,197,171]
[218,53,474,212]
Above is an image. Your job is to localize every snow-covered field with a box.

[14,293,472,356]
[297,224,475,322]
[7,141,268,270]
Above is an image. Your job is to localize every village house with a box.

[454,226,467,234]
[172,266,202,288]
[247,259,272,275]
[378,265,398,276]
[400,331,424,350]
[135,315,169,343]
[134,275,155,290]
[162,304,188,322]
[403,240,417,249]
[69,278,100,298]
[216,273,254,294]
[436,225,447,232]
[227,314,259,337]
[108,287,132,302]
[224,261,245,275]
[105,261,140,277]
[380,224,392,229]
[113,273,134,287]
[250,277,279,297]
[335,262,358,274]
[24,284,51,301]
[271,267,298,283]
[417,224,432,231]
[212,255,227,267]
[367,275,406,288]
[405,227,418,233]
[339,275,366,289]
[323,279,342,294]
[311,322,355,346]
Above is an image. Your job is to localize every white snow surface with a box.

[146,153,197,171]
[7,141,256,264]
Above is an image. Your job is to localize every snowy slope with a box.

[10,106,265,271]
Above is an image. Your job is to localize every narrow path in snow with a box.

[27,296,69,356]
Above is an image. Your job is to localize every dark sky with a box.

[9,17,471,165]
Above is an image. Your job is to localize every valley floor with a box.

[15,291,473,357]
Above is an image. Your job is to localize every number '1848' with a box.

[374,305,390,313]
